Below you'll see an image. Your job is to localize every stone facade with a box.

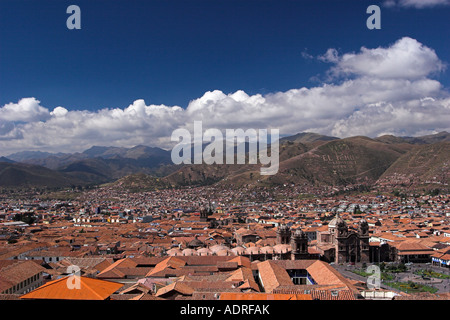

[319,214,370,264]
[276,224,315,261]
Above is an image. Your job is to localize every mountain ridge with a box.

[1,131,449,192]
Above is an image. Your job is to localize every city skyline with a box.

[1,0,450,305]
[0,0,450,155]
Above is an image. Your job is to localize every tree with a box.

[353,205,362,215]
[14,213,35,225]
[398,263,407,272]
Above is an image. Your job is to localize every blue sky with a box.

[0,0,449,154]
[1,0,448,110]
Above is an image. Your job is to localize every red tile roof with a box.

[0,260,46,293]
[219,292,312,300]
[20,276,123,300]
[257,260,293,293]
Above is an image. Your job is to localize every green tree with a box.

[14,213,35,225]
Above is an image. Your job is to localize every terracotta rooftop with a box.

[257,260,293,293]
[391,239,435,253]
[155,281,194,298]
[0,260,46,293]
[96,257,138,279]
[219,292,312,300]
[20,276,123,300]
[145,256,187,277]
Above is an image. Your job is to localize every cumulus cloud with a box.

[50,106,68,117]
[330,97,450,137]
[0,98,50,122]
[324,37,445,80]
[0,37,449,156]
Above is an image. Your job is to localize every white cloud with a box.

[318,48,340,63]
[330,97,450,137]
[325,37,445,80]
[0,37,449,156]
[301,50,314,60]
[384,0,450,8]
[50,106,69,117]
[0,98,50,122]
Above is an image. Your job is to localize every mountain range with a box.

[0,131,449,192]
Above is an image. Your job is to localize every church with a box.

[316,214,370,264]
[173,205,368,264]
[275,224,318,260]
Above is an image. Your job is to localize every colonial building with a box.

[317,214,370,264]
[199,206,218,228]
[389,240,435,263]
[235,227,259,245]
[276,224,317,261]
[0,260,46,295]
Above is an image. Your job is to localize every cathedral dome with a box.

[277,223,290,233]
[245,246,260,255]
[187,236,204,248]
[328,214,346,228]
[182,248,198,256]
[231,246,245,255]
[293,228,305,238]
[167,248,182,256]
[210,244,229,253]
[197,247,212,256]
[273,244,291,254]
[260,246,274,254]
